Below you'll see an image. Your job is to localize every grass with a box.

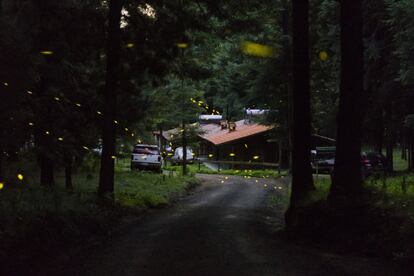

[309,173,414,263]
[164,162,287,178]
[0,157,199,274]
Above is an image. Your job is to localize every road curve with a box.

[59,174,404,276]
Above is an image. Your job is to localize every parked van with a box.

[171,147,194,165]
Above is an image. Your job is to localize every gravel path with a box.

[56,174,405,276]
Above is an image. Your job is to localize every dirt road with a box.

[59,174,405,276]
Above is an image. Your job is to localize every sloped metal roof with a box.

[199,120,272,146]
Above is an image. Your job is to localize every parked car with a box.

[171,147,194,165]
[311,147,374,176]
[361,151,387,171]
[311,147,336,173]
[131,144,162,173]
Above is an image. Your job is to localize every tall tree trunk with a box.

[282,0,293,173]
[39,153,54,187]
[98,0,123,203]
[182,122,187,176]
[376,109,384,153]
[64,153,73,192]
[385,101,394,173]
[35,129,55,187]
[0,148,4,182]
[329,0,364,207]
[285,0,315,229]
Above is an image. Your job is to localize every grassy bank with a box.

[304,174,414,266]
[0,159,199,274]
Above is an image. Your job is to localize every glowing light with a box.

[241,41,275,58]
[58,137,64,141]
[253,155,259,160]
[114,120,118,124]
[167,153,173,156]
[125,128,129,132]
[27,90,33,95]
[45,131,50,135]
[208,154,213,158]
[138,139,142,143]
[229,153,235,157]
[319,51,329,61]
[264,184,268,188]
[111,155,116,159]
[40,50,54,55]
[131,133,135,137]
[278,187,283,190]
[126,43,134,48]
[54,97,60,101]
[0,183,4,190]
[3,82,8,86]
[97,111,102,115]
[177,43,188,49]
[225,176,228,180]
[28,122,34,126]
[255,180,258,183]
[17,174,24,181]
[244,144,248,149]
[82,146,89,150]
[221,180,224,183]
[75,103,82,107]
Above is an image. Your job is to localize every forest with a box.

[1,0,414,275]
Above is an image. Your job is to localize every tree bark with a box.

[385,101,394,173]
[0,148,3,182]
[329,0,364,207]
[98,0,123,203]
[285,0,315,229]
[182,122,187,176]
[376,109,384,154]
[39,153,54,187]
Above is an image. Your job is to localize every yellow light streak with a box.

[17,174,24,181]
[40,50,54,55]
[319,51,328,61]
[27,90,33,95]
[177,43,188,48]
[241,41,275,58]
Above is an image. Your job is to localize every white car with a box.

[131,144,162,172]
[171,147,194,165]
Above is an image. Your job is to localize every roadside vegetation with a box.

[301,153,414,265]
[0,155,199,274]
[164,162,287,178]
